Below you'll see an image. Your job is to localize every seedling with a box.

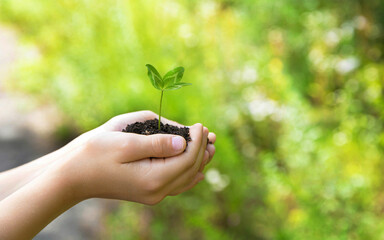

[146,64,191,130]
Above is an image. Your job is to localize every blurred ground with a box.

[0,26,111,240]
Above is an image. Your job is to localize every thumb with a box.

[88,132,186,161]
[126,134,186,160]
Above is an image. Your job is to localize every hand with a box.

[0,111,217,239]
[52,111,216,205]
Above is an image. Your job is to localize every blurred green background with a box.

[1,0,384,239]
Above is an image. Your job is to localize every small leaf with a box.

[146,64,163,90]
[163,67,184,87]
[174,82,192,87]
[164,85,182,91]
[163,82,192,91]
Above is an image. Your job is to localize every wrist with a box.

[43,146,89,203]
[41,165,84,205]
[0,163,83,239]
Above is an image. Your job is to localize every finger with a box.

[102,111,158,131]
[206,144,215,164]
[191,127,209,173]
[164,127,208,194]
[103,111,188,131]
[134,134,187,160]
[169,172,205,196]
[152,123,203,178]
[208,132,216,144]
[198,150,210,172]
[96,132,187,161]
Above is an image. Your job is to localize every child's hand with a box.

[0,111,216,239]
[52,111,215,205]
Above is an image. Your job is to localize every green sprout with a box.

[145,64,192,130]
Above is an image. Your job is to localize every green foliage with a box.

[146,64,189,90]
[1,0,384,239]
[146,64,191,129]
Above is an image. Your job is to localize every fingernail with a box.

[172,136,185,151]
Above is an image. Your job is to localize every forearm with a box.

[0,163,81,240]
[0,130,96,201]
[0,149,64,201]
[0,112,215,239]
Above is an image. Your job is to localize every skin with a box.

[0,111,216,240]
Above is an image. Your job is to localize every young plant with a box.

[146,64,192,130]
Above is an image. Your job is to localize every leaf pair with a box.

[146,64,191,91]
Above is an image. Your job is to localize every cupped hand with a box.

[54,111,216,205]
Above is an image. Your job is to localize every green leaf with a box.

[174,82,192,87]
[164,82,192,91]
[164,85,182,91]
[146,64,163,90]
[163,67,184,87]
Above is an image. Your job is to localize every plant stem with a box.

[158,90,163,130]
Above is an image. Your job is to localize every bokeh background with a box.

[1,0,384,239]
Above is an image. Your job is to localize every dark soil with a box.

[122,119,191,142]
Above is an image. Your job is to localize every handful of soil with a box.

[122,118,191,142]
